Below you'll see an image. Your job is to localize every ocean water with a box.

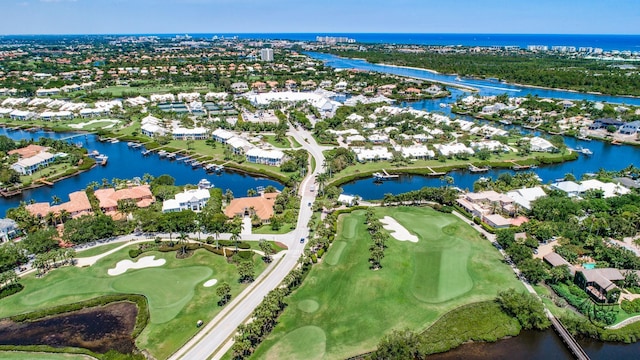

[174,33,640,52]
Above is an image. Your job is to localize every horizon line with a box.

[2,32,640,37]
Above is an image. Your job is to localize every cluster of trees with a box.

[365,208,388,270]
[270,187,299,231]
[496,229,548,284]
[232,287,288,359]
[473,172,542,193]
[381,186,458,206]
[0,242,28,273]
[0,269,20,297]
[329,49,640,96]
[32,248,76,275]
[496,289,550,330]
[526,191,640,269]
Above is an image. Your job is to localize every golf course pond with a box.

[0,301,138,354]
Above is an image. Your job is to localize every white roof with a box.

[211,128,235,140]
[353,147,393,161]
[506,187,547,210]
[226,137,253,150]
[161,199,181,212]
[246,148,284,160]
[580,179,630,198]
[434,143,474,156]
[14,151,55,167]
[141,115,162,125]
[400,145,435,158]
[172,127,208,136]
[551,181,584,195]
[338,194,356,204]
[174,188,210,203]
[141,123,165,135]
[530,137,556,151]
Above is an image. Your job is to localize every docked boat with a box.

[439,103,447,108]
[373,169,399,181]
[198,178,213,189]
[191,161,201,168]
[95,154,108,165]
[158,150,168,158]
[110,139,120,144]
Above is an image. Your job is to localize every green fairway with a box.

[252,207,524,359]
[0,246,265,359]
[0,352,92,360]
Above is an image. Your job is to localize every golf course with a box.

[251,206,525,359]
[0,244,266,359]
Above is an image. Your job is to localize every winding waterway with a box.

[0,129,282,216]
[305,52,640,200]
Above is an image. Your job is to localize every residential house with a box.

[589,118,624,130]
[529,137,556,152]
[162,188,211,213]
[94,185,154,217]
[620,120,640,135]
[433,143,474,157]
[575,268,623,303]
[211,128,235,143]
[26,191,93,219]
[506,187,547,211]
[0,218,18,242]
[245,148,285,166]
[224,192,278,223]
[543,252,575,275]
[231,82,249,93]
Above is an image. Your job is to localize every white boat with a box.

[439,103,447,108]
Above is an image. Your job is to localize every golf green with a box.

[0,246,265,359]
[252,207,524,359]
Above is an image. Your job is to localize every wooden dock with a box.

[37,178,54,186]
[426,166,446,176]
[468,163,489,173]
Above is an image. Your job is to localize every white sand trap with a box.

[107,256,166,276]
[203,279,218,287]
[379,216,419,243]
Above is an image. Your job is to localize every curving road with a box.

[169,126,326,360]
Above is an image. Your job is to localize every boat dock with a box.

[158,150,168,158]
[426,166,446,176]
[142,150,153,156]
[205,163,225,173]
[373,169,400,181]
[127,142,143,149]
[176,155,191,162]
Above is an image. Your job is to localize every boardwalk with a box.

[548,312,590,360]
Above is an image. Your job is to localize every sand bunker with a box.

[107,256,166,276]
[379,216,419,243]
[203,279,218,287]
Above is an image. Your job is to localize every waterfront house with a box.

[399,145,435,159]
[9,110,33,120]
[140,115,167,137]
[172,126,209,140]
[588,118,624,130]
[36,88,61,96]
[529,137,556,152]
[11,152,56,175]
[0,218,19,242]
[575,268,623,303]
[506,187,547,211]
[433,143,474,157]
[27,191,93,219]
[245,148,285,166]
[620,120,640,135]
[549,181,585,197]
[94,185,154,217]
[483,214,512,229]
[211,128,235,143]
[353,147,393,162]
[226,137,253,155]
[224,192,278,223]
[162,188,211,213]
[580,179,630,198]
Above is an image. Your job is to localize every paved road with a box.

[170,126,326,360]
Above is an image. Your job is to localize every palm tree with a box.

[87,181,100,190]
[51,195,61,205]
[177,232,189,256]
[230,222,241,253]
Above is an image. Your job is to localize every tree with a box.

[51,195,61,205]
[237,260,255,283]
[496,289,550,330]
[259,240,274,263]
[371,329,422,360]
[177,232,189,256]
[519,258,548,284]
[216,281,232,306]
[549,265,572,284]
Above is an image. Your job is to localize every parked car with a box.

[300,238,305,243]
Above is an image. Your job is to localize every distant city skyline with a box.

[1,0,639,35]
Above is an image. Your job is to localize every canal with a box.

[0,129,282,216]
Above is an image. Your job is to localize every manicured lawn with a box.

[252,206,524,359]
[262,135,290,149]
[253,224,294,235]
[288,136,302,148]
[0,246,266,359]
[76,242,127,258]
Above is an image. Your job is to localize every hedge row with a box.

[0,284,24,300]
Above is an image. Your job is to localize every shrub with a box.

[0,283,24,300]
[316,248,325,258]
[129,249,142,258]
[236,251,254,260]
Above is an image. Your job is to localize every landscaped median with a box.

[0,243,268,359]
[249,206,525,359]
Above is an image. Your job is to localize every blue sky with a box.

[1,0,638,35]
